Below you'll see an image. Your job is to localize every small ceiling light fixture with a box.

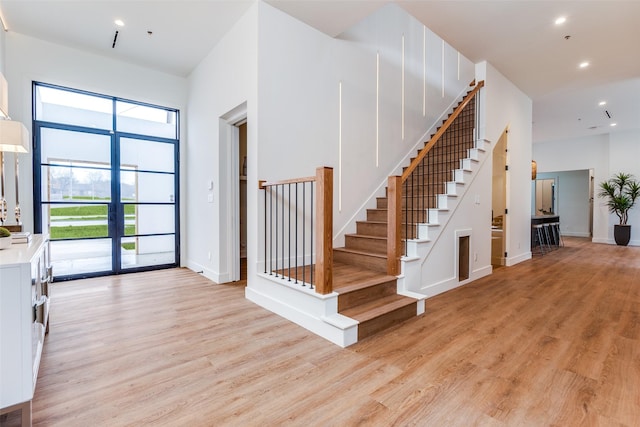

[599,101,607,106]
[610,123,617,127]
[579,61,590,69]
[555,16,567,25]
[114,19,125,27]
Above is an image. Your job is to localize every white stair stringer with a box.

[397,138,491,296]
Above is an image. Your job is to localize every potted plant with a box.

[598,172,640,246]
[0,226,11,249]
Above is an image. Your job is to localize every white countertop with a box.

[0,235,47,267]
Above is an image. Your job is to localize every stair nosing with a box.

[345,233,386,240]
[334,247,387,258]
[341,295,416,322]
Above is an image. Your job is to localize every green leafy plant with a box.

[598,172,640,225]
[0,227,10,238]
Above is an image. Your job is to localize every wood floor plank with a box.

[2,238,639,426]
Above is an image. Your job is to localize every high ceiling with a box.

[1,0,638,143]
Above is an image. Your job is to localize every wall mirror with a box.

[535,178,555,215]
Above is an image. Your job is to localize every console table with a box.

[0,235,51,426]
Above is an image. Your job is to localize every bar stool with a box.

[547,222,557,248]
[550,222,563,247]
[542,223,554,250]
[532,224,547,255]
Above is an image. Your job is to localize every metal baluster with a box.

[269,186,273,275]
[295,182,298,284]
[281,184,284,279]
[302,182,306,287]
[288,183,291,281]
[310,181,314,290]
[264,186,267,274]
[275,185,279,277]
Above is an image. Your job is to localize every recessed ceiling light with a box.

[555,16,566,25]
[610,123,617,127]
[579,61,590,69]
[598,101,606,106]
[115,19,125,27]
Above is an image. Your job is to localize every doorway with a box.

[220,102,247,283]
[534,170,592,238]
[238,123,247,281]
[491,129,508,266]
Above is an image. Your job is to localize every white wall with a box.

[477,61,533,266]
[608,130,640,244]
[535,170,591,237]
[257,2,474,247]
[0,22,6,73]
[185,4,258,282]
[4,33,188,246]
[534,129,640,245]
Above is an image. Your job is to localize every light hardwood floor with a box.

[4,237,640,426]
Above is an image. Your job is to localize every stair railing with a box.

[259,166,333,294]
[387,80,485,275]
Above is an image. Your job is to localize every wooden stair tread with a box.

[341,294,416,322]
[344,233,386,240]
[333,247,387,258]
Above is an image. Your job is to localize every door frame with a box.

[220,102,247,282]
[32,81,180,280]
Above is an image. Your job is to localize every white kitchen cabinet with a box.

[0,235,51,426]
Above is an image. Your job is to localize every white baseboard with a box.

[419,264,492,298]
[185,260,228,284]
[561,231,590,238]
[592,237,640,247]
[506,251,531,266]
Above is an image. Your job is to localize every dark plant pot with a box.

[614,224,631,246]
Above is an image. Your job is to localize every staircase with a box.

[331,91,478,341]
[252,82,484,346]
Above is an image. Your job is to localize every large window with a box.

[33,82,179,280]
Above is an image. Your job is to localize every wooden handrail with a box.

[401,80,484,182]
[259,175,316,189]
[388,80,484,276]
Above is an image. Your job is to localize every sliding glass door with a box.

[33,83,179,280]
